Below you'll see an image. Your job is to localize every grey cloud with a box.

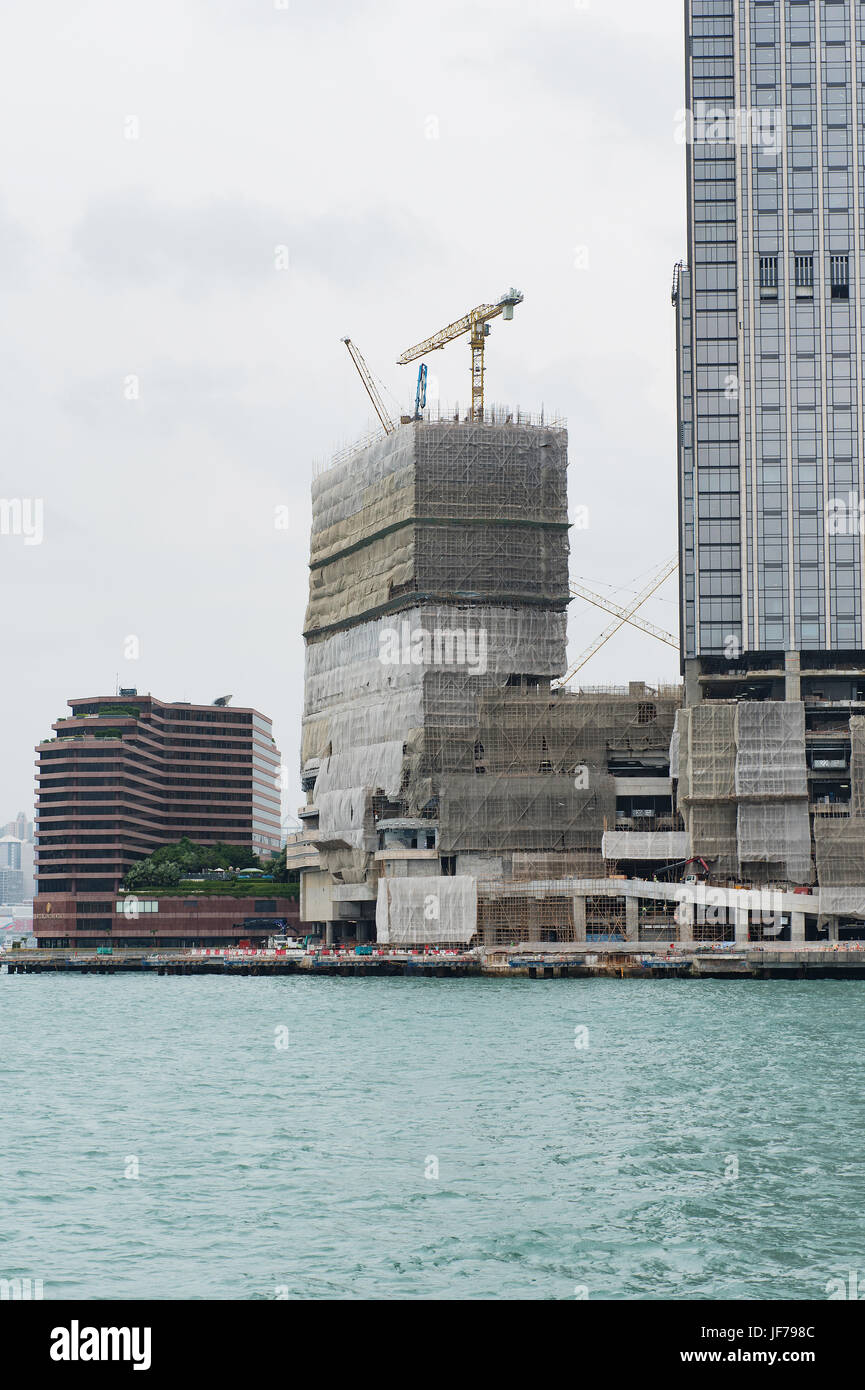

[197,0,385,27]
[71,196,292,295]
[71,195,435,294]
[0,203,33,282]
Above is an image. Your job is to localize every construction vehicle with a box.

[398,288,523,422]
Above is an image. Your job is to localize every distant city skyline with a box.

[0,812,34,903]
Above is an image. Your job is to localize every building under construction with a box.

[291,405,865,948]
[293,0,865,948]
[295,409,688,946]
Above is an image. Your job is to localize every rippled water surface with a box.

[2,972,863,1299]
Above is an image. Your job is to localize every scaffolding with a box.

[814,813,865,888]
[305,420,570,638]
[675,705,738,874]
[512,850,606,880]
[303,418,683,938]
[477,889,576,946]
[850,716,865,818]
[674,700,812,883]
[429,688,679,854]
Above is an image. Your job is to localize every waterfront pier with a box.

[5,942,865,980]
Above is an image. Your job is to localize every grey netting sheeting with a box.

[316,789,376,852]
[314,744,406,801]
[601,831,690,860]
[414,421,568,524]
[512,850,606,880]
[676,704,736,803]
[305,530,415,632]
[302,605,567,768]
[686,803,738,874]
[310,419,568,544]
[425,689,679,852]
[376,875,477,944]
[811,716,865,888]
[669,715,680,780]
[818,886,865,917]
[676,701,812,882]
[733,703,809,879]
[676,707,738,869]
[814,815,865,888]
[737,802,811,880]
[303,606,571,850]
[303,419,689,912]
[735,702,807,799]
[305,419,570,636]
[438,774,616,854]
[310,427,415,551]
[318,847,370,886]
[413,526,568,602]
[472,689,680,774]
[851,716,865,818]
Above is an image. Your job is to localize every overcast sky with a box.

[1,0,685,826]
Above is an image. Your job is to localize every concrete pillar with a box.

[684,659,703,707]
[325,921,335,946]
[791,911,805,943]
[572,896,586,942]
[625,896,639,942]
[828,917,840,943]
[678,903,694,944]
[785,650,801,702]
[735,907,749,945]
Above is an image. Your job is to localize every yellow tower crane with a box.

[397,288,524,422]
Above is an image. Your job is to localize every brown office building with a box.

[33,692,297,947]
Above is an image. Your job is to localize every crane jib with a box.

[396,290,523,420]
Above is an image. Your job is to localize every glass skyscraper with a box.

[675,0,865,684]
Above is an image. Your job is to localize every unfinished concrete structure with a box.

[297,412,683,944]
[296,407,865,946]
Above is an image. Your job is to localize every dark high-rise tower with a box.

[675,0,865,696]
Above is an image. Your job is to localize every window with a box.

[795,255,817,298]
[794,254,813,290]
[759,255,778,297]
[831,254,849,299]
